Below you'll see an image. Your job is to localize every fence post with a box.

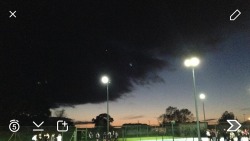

[147,126,148,137]
[122,127,125,141]
[74,128,77,141]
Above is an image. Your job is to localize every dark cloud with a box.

[0,1,250,108]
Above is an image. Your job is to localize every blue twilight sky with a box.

[54,32,250,126]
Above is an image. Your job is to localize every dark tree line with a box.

[92,113,114,132]
[158,106,236,126]
[158,106,194,125]
[218,111,235,123]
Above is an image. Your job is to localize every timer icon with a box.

[9,119,20,132]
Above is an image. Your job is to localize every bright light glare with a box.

[101,76,109,84]
[190,57,200,66]
[199,93,206,99]
[184,59,191,67]
[184,57,200,67]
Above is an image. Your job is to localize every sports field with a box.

[2,135,232,141]
[121,137,238,141]
[122,136,176,141]
[2,134,202,141]
[120,137,219,141]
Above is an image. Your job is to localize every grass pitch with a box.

[120,136,176,141]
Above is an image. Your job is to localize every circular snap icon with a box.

[9,119,20,132]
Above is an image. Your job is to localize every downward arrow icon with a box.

[33,121,44,128]
[227,120,241,132]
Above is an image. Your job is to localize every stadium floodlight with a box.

[184,57,200,67]
[199,93,205,99]
[184,57,201,141]
[101,75,110,134]
[101,76,109,84]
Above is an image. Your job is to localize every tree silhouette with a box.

[92,113,114,132]
[158,106,194,125]
[179,108,194,123]
[218,111,235,123]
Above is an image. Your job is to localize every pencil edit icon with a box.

[230,9,241,21]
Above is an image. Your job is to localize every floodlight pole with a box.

[202,101,206,122]
[101,76,110,135]
[171,121,175,141]
[107,82,109,134]
[199,93,206,122]
[192,68,201,141]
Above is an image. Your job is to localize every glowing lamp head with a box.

[184,57,200,67]
[184,59,191,67]
[101,76,109,84]
[199,93,206,100]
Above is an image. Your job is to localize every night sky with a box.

[0,1,250,126]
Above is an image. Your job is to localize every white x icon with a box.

[9,11,16,18]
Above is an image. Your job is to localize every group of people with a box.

[32,133,62,141]
[89,131,119,141]
[206,128,250,141]
[30,131,118,141]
